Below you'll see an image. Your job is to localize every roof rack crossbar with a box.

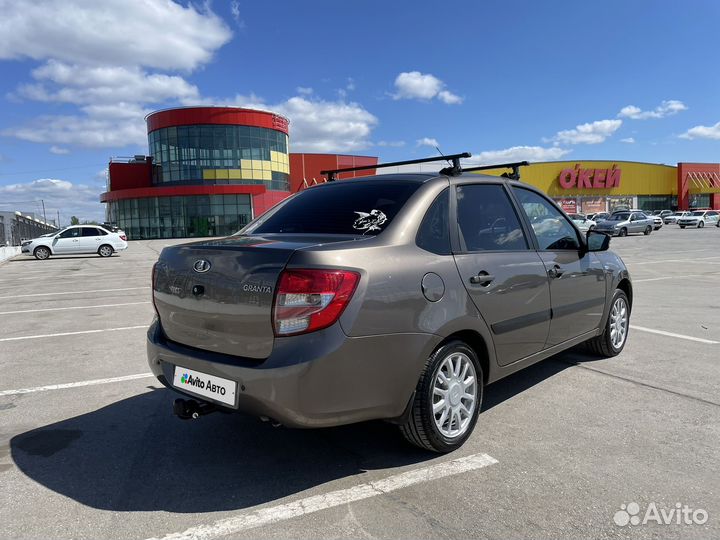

[320,152,471,181]
[463,161,530,181]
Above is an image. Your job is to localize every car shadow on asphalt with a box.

[482,348,607,412]
[10,348,607,514]
[10,388,435,513]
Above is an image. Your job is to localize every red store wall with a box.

[677,163,720,209]
[289,154,378,192]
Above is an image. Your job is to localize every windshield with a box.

[244,181,421,236]
[608,213,630,221]
[691,211,704,216]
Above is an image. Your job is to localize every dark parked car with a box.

[148,156,632,452]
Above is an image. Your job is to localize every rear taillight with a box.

[272,269,360,336]
[151,262,159,317]
[120,234,127,241]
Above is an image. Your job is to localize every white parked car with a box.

[664,211,691,224]
[21,225,128,260]
[568,213,597,233]
[649,215,663,230]
[677,210,720,229]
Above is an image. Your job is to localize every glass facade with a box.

[107,194,253,239]
[148,124,290,191]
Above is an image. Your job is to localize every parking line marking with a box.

[146,452,499,540]
[633,273,720,283]
[0,301,151,315]
[0,325,148,342]
[0,287,149,299]
[630,325,719,344]
[633,256,720,265]
[0,373,154,396]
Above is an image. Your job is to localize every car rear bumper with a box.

[146,318,438,428]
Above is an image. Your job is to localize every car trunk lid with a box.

[153,235,353,359]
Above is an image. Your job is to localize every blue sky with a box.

[1,0,720,222]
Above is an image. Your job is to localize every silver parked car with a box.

[148,156,632,453]
[593,211,654,236]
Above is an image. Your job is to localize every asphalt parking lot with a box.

[0,227,718,540]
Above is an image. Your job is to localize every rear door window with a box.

[456,184,528,251]
[247,181,420,235]
[81,227,101,236]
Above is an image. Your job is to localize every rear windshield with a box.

[244,181,421,235]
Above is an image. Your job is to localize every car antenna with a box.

[321,152,471,181]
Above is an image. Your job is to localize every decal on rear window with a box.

[353,210,387,234]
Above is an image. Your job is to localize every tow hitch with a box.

[173,398,218,420]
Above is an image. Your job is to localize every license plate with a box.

[172,366,236,406]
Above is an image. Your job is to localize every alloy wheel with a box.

[432,352,477,438]
[609,297,628,350]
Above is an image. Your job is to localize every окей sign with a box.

[559,164,621,189]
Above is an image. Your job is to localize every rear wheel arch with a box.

[437,330,490,385]
[617,278,633,312]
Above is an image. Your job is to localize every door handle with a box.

[469,272,494,286]
[547,265,564,279]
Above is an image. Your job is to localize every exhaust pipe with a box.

[173,398,218,420]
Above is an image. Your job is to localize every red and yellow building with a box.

[101,106,377,239]
[475,160,720,214]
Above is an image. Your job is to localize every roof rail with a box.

[463,161,529,181]
[320,152,472,181]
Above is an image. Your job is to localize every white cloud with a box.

[229,1,245,29]
[437,90,462,105]
[49,145,69,154]
[376,140,406,147]
[296,86,314,95]
[16,61,199,105]
[417,137,439,148]
[0,0,231,71]
[1,1,231,149]
[551,119,623,145]
[620,137,635,144]
[3,104,148,148]
[467,146,572,165]
[276,97,377,152]
[618,100,687,120]
[392,71,463,104]
[0,178,104,223]
[679,121,720,140]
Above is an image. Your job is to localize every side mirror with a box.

[587,230,610,252]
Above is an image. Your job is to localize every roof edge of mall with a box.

[101,106,720,240]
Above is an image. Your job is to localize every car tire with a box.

[586,289,630,357]
[33,246,51,260]
[698,221,704,228]
[680,225,685,229]
[643,226,652,235]
[399,340,483,453]
[588,225,595,231]
[98,244,114,257]
[619,227,627,237]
